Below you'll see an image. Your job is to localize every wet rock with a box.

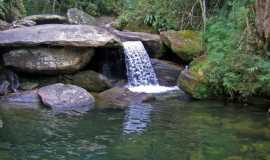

[22,14,68,24]
[109,28,162,58]
[96,87,154,109]
[177,57,210,99]
[0,69,20,95]
[67,8,96,25]
[38,83,95,112]
[151,59,182,86]
[0,90,40,104]
[0,24,122,48]
[161,30,203,62]
[62,70,112,92]
[3,47,94,75]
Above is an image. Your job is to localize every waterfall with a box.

[123,41,179,93]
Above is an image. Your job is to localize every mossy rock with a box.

[161,30,203,62]
[177,56,210,99]
[62,70,112,93]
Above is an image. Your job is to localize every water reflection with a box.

[123,103,152,134]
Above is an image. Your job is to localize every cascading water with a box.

[123,41,179,93]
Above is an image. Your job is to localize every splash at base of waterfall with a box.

[128,85,179,93]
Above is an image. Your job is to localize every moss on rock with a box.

[161,30,203,62]
[177,56,210,99]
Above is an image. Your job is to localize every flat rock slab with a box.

[109,28,162,57]
[0,24,122,48]
[38,83,95,112]
[22,14,68,24]
[3,47,94,75]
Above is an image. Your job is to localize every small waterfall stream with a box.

[123,41,179,93]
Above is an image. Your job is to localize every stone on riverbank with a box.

[22,14,68,24]
[38,83,95,112]
[161,30,203,62]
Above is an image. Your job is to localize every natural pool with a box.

[0,99,269,160]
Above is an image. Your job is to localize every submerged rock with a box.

[11,19,36,28]
[38,83,95,112]
[96,87,155,109]
[161,30,203,62]
[0,24,122,48]
[62,70,112,92]
[22,14,68,24]
[151,59,182,86]
[109,28,163,58]
[3,47,94,75]
[67,8,96,25]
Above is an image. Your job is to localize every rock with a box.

[38,83,95,112]
[20,82,39,90]
[0,90,40,104]
[3,47,94,75]
[67,8,96,25]
[0,81,9,96]
[151,59,182,86]
[62,70,112,92]
[0,24,122,48]
[161,30,203,62]
[22,14,68,24]
[108,28,163,58]
[11,19,36,28]
[97,87,154,109]
[0,20,10,31]
[177,57,210,99]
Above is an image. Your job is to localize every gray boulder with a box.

[0,20,10,31]
[22,14,68,24]
[151,59,182,86]
[3,47,94,75]
[11,19,36,28]
[38,83,95,112]
[67,8,96,25]
[0,24,122,48]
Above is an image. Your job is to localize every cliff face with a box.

[256,0,270,39]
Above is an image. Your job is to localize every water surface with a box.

[0,99,269,160]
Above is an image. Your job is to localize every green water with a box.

[0,100,270,160]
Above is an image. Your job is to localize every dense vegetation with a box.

[0,0,269,101]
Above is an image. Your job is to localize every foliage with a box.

[23,0,123,16]
[200,0,270,100]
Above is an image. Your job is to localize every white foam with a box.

[128,85,179,93]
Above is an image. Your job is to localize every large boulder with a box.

[38,83,95,112]
[61,70,112,92]
[161,30,203,62]
[151,59,182,86]
[3,47,94,75]
[0,24,122,48]
[177,57,210,99]
[109,28,163,58]
[22,14,68,25]
[67,8,96,25]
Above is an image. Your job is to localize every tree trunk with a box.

[256,0,270,39]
